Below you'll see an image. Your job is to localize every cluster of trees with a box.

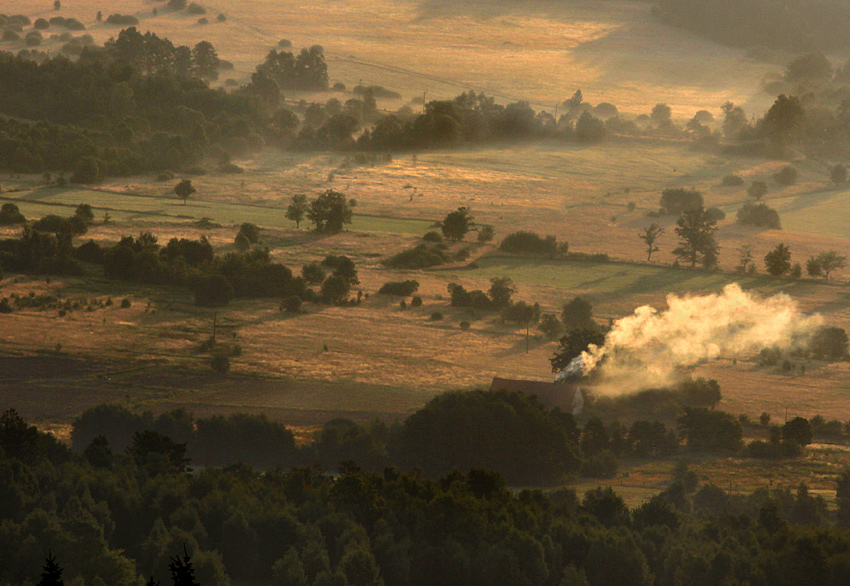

[6,405,850,586]
[756,243,846,278]
[0,28,265,179]
[286,190,354,233]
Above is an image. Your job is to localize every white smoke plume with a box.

[556,283,822,394]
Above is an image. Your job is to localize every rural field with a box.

[3,0,850,496]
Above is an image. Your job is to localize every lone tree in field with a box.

[673,208,719,268]
[307,189,352,233]
[285,194,308,228]
[764,243,792,276]
[174,179,195,205]
[639,223,664,261]
[440,206,475,241]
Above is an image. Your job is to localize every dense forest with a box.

[3,403,850,586]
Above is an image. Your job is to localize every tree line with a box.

[4,406,850,586]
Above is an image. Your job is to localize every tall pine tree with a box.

[169,546,200,586]
[37,553,64,586]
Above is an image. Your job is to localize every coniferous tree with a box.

[169,547,200,586]
[38,553,64,586]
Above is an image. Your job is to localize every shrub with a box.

[422,230,443,243]
[774,165,798,185]
[237,222,261,244]
[429,311,443,321]
[410,295,423,307]
[0,203,25,225]
[736,202,781,229]
[378,280,420,296]
[105,14,140,25]
[659,188,703,215]
[477,225,494,242]
[217,13,226,22]
[459,320,471,331]
[301,262,325,284]
[120,298,131,308]
[382,243,450,269]
[211,354,230,374]
[722,174,744,186]
[168,0,188,9]
[34,18,49,29]
[499,231,560,256]
[281,295,302,313]
[187,3,206,14]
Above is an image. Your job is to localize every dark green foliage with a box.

[678,407,743,452]
[192,414,297,468]
[281,295,302,313]
[627,420,679,458]
[765,243,792,275]
[447,282,492,310]
[722,173,744,186]
[320,275,350,304]
[705,206,726,221]
[256,45,329,91]
[382,243,451,269]
[575,111,607,143]
[393,390,580,484]
[410,295,422,307]
[129,429,190,473]
[378,280,419,296]
[74,240,103,264]
[538,314,562,340]
[83,435,113,468]
[499,231,561,256]
[500,301,540,325]
[174,180,196,205]
[673,207,719,268]
[421,230,442,243]
[237,223,261,244]
[659,188,703,215]
[32,214,87,235]
[210,353,230,375]
[774,165,799,185]
[429,311,443,321]
[105,14,139,25]
[194,274,234,307]
[748,180,768,199]
[737,202,781,229]
[440,206,474,242]
[0,225,82,275]
[561,296,594,331]
[810,326,848,360]
[301,262,325,284]
[783,417,813,446]
[550,328,605,373]
[0,202,25,225]
[308,190,352,233]
[488,276,516,308]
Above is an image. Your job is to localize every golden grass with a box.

[2,0,780,117]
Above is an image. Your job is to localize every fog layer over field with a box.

[562,284,822,393]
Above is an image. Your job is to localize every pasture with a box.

[2,0,850,495]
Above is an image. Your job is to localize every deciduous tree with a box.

[673,208,719,268]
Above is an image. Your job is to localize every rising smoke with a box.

[556,283,822,394]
